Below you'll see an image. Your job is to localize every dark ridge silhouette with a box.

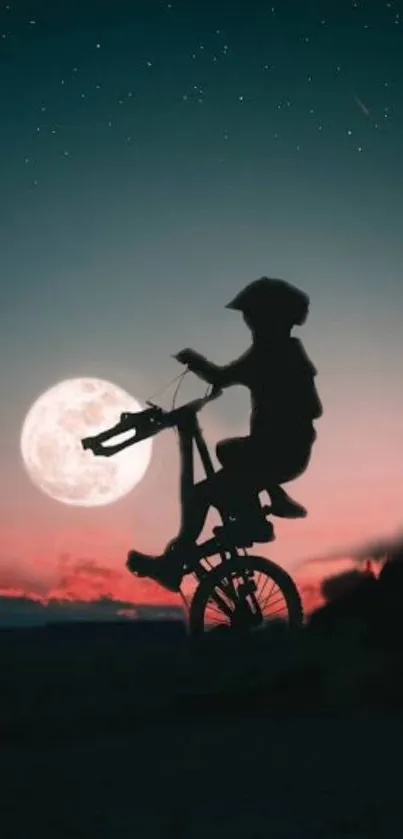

[1,540,403,749]
[321,567,370,601]
[308,548,403,646]
[307,566,378,640]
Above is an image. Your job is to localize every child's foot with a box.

[269,487,307,519]
[126,550,183,592]
[126,540,197,592]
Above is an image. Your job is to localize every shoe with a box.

[269,488,307,519]
[126,550,184,593]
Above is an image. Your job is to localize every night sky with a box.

[1,0,403,609]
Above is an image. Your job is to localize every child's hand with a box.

[174,348,199,367]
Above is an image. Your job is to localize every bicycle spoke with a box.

[209,587,236,619]
[207,615,230,626]
[266,592,287,607]
[242,573,287,623]
[261,589,284,608]
[258,573,275,602]
[267,605,289,617]
[206,600,232,619]
[220,573,240,604]
[217,576,245,607]
[205,608,231,627]
[256,574,269,602]
[260,595,286,616]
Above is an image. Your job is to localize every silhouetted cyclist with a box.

[127,277,323,591]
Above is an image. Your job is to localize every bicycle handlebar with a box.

[81,385,223,457]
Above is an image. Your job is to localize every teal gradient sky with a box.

[1,0,403,603]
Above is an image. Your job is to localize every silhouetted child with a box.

[127,277,323,591]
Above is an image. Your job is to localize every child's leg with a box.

[176,464,272,546]
[176,480,211,544]
[175,467,261,544]
[264,437,314,518]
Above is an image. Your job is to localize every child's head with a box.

[226,277,310,337]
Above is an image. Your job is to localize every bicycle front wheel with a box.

[188,555,303,638]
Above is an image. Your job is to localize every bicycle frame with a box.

[177,409,215,512]
[175,409,228,573]
[175,410,247,620]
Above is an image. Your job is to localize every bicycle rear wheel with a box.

[188,555,303,638]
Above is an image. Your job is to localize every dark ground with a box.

[2,710,403,838]
[2,559,403,838]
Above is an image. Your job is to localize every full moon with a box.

[20,378,153,506]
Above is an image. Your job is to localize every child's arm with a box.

[175,348,251,388]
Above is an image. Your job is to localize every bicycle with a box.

[81,373,304,638]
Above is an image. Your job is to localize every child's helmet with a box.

[226,277,309,326]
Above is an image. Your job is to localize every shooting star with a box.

[354,93,370,117]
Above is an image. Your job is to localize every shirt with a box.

[190,337,323,438]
